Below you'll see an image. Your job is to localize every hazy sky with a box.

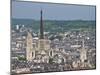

[12,1,96,20]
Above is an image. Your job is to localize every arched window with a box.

[50,51,52,56]
[49,51,52,57]
[32,52,34,57]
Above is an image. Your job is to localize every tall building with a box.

[26,10,52,62]
[38,10,50,50]
[80,39,88,67]
[72,39,88,68]
[26,32,35,61]
[26,10,68,64]
[80,39,87,63]
[36,10,51,63]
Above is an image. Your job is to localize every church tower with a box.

[26,32,35,61]
[26,10,51,63]
[36,10,51,63]
[38,10,50,50]
[80,39,87,62]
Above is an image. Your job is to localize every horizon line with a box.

[12,18,96,21]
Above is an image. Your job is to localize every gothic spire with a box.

[40,9,44,39]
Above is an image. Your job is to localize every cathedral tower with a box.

[38,10,50,50]
[26,32,35,61]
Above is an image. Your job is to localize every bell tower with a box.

[26,32,35,61]
[80,39,87,62]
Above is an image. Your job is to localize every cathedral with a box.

[25,10,90,68]
[26,10,53,63]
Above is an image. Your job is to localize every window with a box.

[32,52,34,57]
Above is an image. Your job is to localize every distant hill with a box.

[11,18,96,32]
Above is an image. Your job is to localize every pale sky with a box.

[12,1,96,20]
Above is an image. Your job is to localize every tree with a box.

[18,56,26,61]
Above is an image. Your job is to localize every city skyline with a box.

[11,1,96,74]
[12,1,96,20]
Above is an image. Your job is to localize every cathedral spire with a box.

[40,9,44,39]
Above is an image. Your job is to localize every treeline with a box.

[11,18,96,32]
